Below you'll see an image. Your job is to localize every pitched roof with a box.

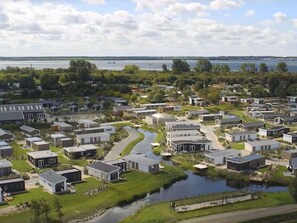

[0,111,24,121]
[39,170,67,184]
[56,168,81,175]
[0,141,9,147]
[0,129,13,136]
[0,177,24,184]
[76,132,110,139]
[239,122,264,128]
[88,162,120,173]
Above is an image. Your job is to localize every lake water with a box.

[88,129,288,223]
[1,59,297,72]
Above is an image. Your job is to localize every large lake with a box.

[1,59,297,72]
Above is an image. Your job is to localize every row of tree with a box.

[169,58,289,74]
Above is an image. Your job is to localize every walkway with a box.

[199,123,224,150]
[180,204,297,223]
[104,128,140,161]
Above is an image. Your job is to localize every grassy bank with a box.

[241,210,297,223]
[0,165,186,223]
[121,131,145,156]
[120,192,294,223]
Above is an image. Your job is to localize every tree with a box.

[123,64,139,74]
[53,197,64,222]
[289,173,297,202]
[207,88,220,104]
[162,64,168,72]
[240,63,257,73]
[194,59,212,73]
[19,75,36,89]
[172,59,190,74]
[259,63,268,73]
[274,85,287,98]
[69,59,92,81]
[276,62,288,73]
[174,77,186,90]
[287,84,297,96]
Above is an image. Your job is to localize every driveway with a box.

[104,127,140,161]
[179,204,297,223]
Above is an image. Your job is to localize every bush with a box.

[21,173,30,180]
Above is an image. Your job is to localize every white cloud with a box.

[273,11,288,23]
[245,9,255,17]
[210,0,244,10]
[81,0,105,5]
[292,19,297,27]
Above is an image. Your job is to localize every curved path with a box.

[104,127,140,161]
[180,204,297,223]
[199,123,224,150]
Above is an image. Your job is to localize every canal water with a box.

[88,129,288,223]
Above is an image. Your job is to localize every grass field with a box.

[120,192,294,223]
[0,165,186,223]
[121,131,145,156]
[231,142,245,150]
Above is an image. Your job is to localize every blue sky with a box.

[0,0,296,56]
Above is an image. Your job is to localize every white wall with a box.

[283,134,293,143]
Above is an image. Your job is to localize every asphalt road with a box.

[198,123,224,150]
[179,204,297,223]
[104,127,140,161]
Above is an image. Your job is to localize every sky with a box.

[0,0,297,56]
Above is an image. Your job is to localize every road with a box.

[104,127,140,161]
[199,123,224,150]
[179,204,297,223]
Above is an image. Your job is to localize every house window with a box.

[48,158,56,164]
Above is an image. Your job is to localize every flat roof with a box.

[226,131,257,136]
[51,133,66,138]
[165,121,199,125]
[291,157,297,169]
[0,111,24,121]
[123,154,159,166]
[172,139,212,145]
[76,132,110,139]
[0,141,9,147]
[133,109,157,114]
[193,164,208,169]
[63,147,85,153]
[88,162,120,173]
[205,149,240,158]
[169,135,204,142]
[33,141,49,145]
[27,150,57,159]
[0,177,24,184]
[245,139,279,147]
[105,159,126,165]
[0,159,12,168]
[80,144,97,150]
[228,154,265,164]
[25,137,42,142]
[167,130,200,135]
[0,145,12,150]
[239,122,264,128]
[20,125,38,133]
[55,168,81,175]
[53,122,72,127]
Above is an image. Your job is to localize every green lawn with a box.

[0,165,186,223]
[10,160,32,173]
[171,153,205,170]
[121,131,145,156]
[120,192,294,223]
[231,142,245,150]
[50,146,89,167]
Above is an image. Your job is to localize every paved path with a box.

[180,204,297,223]
[104,128,140,161]
[199,123,224,150]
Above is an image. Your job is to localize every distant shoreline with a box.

[0,56,297,61]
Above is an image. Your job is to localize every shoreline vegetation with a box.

[119,192,294,223]
[0,165,187,223]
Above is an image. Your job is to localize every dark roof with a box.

[0,159,12,168]
[239,122,265,128]
[88,162,119,173]
[0,177,24,184]
[20,125,39,133]
[218,117,241,123]
[264,126,289,131]
[123,154,159,166]
[228,154,265,164]
[0,111,24,121]
[0,103,44,113]
[205,149,240,158]
[39,170,67,184]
